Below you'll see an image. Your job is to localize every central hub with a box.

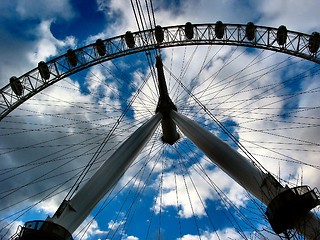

[155,56,179,145]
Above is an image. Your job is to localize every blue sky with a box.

[0,0,319,239]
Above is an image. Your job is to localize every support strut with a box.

[170,110,320,239]
[170,110,282,204]
[155,56,179,145]
[48,113,162,233]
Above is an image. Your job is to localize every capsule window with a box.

[125,31,135,48]
[155,25,164,43]
[309,32,320,53]
[95,39,106,56]
[10,76,23,96]
[245,22,255,41]
[185,22,194,40]
[215,21,225,39]
[277,25,287,45]
[67,49,78,67]
[38,61,50,80]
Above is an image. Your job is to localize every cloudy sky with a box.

[0,0,319,239]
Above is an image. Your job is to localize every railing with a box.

[8,220,73,240]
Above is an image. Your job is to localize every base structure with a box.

[9,220,73,240]
[266,186,320,235]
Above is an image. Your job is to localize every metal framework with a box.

[0,23,319,120]
[3,22,320,239]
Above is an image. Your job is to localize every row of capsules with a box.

[9,22,319,96]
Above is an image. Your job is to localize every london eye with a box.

[0,1,320,239]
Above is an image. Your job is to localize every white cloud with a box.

[0,220,24,239]
[74,218,108,240]
[1,0,319,239]
[154,157,248,218]
[179,228,247,240]
[125,236,139,240]
[27,20,76,64]
[0,18,75,87]
[96,0,138,35]
[105,219,140,240]
[16,0,74,20]
[34,194,64,216]
[179,227,282,239]
[107,219,125,231]
[258,0,320,32]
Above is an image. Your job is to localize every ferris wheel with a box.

[1,3,320,240]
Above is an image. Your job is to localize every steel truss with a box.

[0,23,319,120]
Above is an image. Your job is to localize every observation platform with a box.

[9,220,73,240]
[266,185,320,234]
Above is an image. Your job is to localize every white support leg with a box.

[50,113,162,233]
[171,110,320,239]
[170,110,281,204]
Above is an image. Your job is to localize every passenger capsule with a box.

[245,22,255,41]
[185,22,194,40]
[95,39,106,56]
[125,31,135,48]
[309,32,320,53]
[215,21,225,39]
[38,61,50,80]
[10,76,23,96]
[66,49,78,67]
[277,25,287,45]
[155,25,164,43]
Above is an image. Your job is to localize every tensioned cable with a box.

[194,46,243,103]
[58,62,157,118]
[173,46,266,113]
[1,135,161,217]
[165,65,269,173]
[214,63,319,119]
[178,139,262,238]
[0,168,85,237]
[173,45,224,106]
[180,139,268,238]
[0,117,135,178]
[173,159,183,239]
[157,147,165,239]
[70,140,164,239]
[200,50,267,106]
[3,22,320,238]
[177,104,319,197]
[190,50,278,99]
[116,140,162,238]
[74,136,164,239]
[104,141,164,239]
[0,137,111,200]
[145,147,166,239]
[178,105,318,238]
[0,165,89,220]
[169,52,318,176]
[104,57,158,105]
[130,0,159,97]
[0,161,103,214]
[172,144,221,240]
[0,120,138,179]
[175,151,202,239]
[64,71,153,200]
[179,50,282,120]
[182,55,310,123]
